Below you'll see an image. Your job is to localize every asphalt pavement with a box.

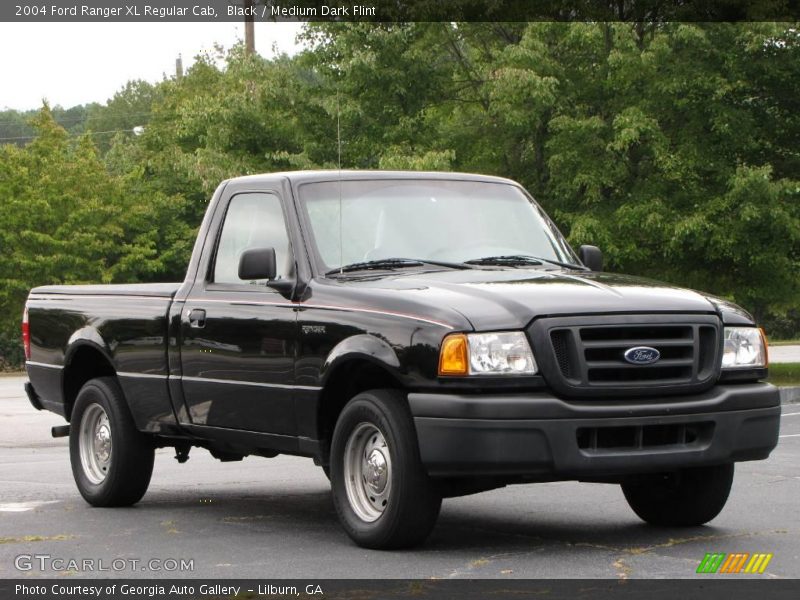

[769,345,800,363]
[1,375,798,579]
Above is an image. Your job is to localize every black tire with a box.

[69,377,155,507]
[621,464,734,527]
[330,389,442,549]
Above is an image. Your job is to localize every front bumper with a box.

[408,383,780,479]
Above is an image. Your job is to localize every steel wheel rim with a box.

[343,422,392,523]
[79,403,112,484]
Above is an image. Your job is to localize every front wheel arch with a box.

[316,358,404,466]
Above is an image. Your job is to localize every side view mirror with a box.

[578,245,603,272]
[238,247,277,281]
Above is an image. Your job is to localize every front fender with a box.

[320,334,402,385]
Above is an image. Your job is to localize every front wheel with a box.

[69,377,155,507]
[330,389,441,549]
[621,463,734,527]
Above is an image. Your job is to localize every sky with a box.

[0,22,305,111]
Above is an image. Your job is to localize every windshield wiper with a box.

[465,255,543,267]
[326,258,471,276]
[534,256,589,270]
[465,254,587,270]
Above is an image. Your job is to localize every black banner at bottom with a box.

[2,580,799,600]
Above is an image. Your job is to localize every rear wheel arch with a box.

[63,343,116,422]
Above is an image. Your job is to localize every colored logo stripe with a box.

[720,553,749,573]
[697,553,773,574]
[697,553,726,573]
[744,553,773,574]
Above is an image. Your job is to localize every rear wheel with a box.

[621,464,734,526]
[69,377,154,507]
[330,389,441,548]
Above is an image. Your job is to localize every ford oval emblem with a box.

[624,346,661,365]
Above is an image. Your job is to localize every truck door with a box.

[179,190,298,436]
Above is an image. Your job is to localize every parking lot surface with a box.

[1,375,798,579]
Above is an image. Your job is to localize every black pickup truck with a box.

[24,170,780,548]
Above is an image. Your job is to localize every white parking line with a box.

[781,412,800,417]
[0,500,59,512]
[779,434,800,438]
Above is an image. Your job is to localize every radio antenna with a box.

[337,88,343,274]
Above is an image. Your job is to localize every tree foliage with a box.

[0,105,190,366]
[1,22,799,366]
[0,104,96,146]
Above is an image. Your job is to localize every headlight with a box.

[722,327,767,369]
[438,331,538,376]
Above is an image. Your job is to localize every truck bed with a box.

[31,283,181,297]
[26,282,181,430]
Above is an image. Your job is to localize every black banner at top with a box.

[2,0,800,22]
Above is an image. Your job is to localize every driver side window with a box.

[213,192,292,284]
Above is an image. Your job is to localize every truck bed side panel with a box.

[26,285,178,432]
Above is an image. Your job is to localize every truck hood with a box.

[330,268,727,331]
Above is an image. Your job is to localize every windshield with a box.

[298,179,577,272]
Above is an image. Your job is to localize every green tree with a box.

[0,105,191,366]
[85,80,161,151]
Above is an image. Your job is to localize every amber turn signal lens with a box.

[438,334,468,376]
[759,327,769,367]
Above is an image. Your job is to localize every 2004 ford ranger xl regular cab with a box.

[23,171,781,548]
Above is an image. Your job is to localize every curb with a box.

[779,386,800,404]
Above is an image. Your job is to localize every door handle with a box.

[188,308,206,328]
